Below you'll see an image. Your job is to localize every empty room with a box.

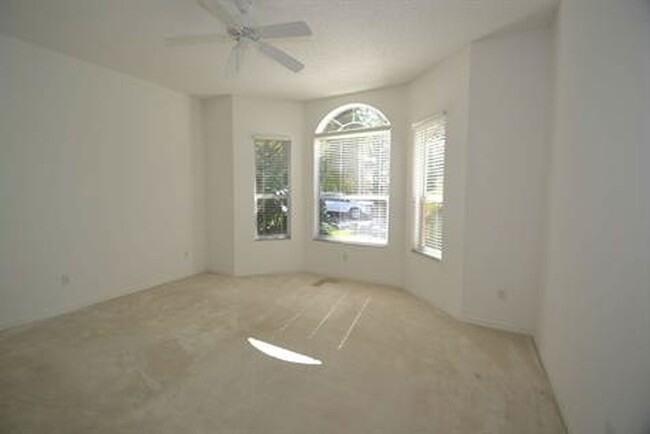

[1,0,648,433]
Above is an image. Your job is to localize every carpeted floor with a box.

[0,273,565,433]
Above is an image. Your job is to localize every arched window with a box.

[314,104,391,246]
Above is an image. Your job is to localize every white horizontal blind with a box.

[316,129,391,245]
[254,138,290,239]
[414,114,446,258]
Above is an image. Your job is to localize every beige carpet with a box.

[0,273,565,433]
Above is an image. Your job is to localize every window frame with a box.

[412,113,447,261]
[253,135,292,241]
[313,104,392,247]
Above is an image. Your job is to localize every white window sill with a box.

[411,247,442,261]
[256,235,291,241]
[314,236,388,249]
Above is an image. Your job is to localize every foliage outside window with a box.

[255,137,290,239]
[413,114,447,259]
[315,104,391,246]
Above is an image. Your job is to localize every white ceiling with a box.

[0,0,556,100]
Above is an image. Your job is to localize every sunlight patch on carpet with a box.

[247,337,322,365]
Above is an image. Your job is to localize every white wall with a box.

[537,0,650,433]
[202,95,305,276]
[461,24,553,333]
[203,95,234,274]
[405,50,471,316]
[303,86,408,288]
[231,96,305,275]
[0,35,206,328]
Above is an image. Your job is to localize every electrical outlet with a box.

[497,289,507,301]
[183,251,190,259]
[342,251,348,263]
[605,420,616,434]
[60,274,70,285]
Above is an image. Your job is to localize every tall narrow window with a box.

[315,104,391,246]
[413,114,447,259]
[255,137,290,239]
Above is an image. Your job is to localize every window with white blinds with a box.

[315,104,391,246]
[413,114,447,259]
[254,137,290,239]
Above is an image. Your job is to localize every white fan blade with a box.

[165,33,229,47]
[256,41,304,72]
[257,21,312,39]
[197,0,239,27]
[225,39,248,77]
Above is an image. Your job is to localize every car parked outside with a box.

[321,194,373,220]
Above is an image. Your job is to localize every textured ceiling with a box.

[0,0,556,100]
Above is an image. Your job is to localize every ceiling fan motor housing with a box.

[228,26,260,42]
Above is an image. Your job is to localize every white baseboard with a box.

[2,270,533,339]
[458,314,534,336]
[0,270,203,332]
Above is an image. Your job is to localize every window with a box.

[315,104,391,246]
[254,137,290,239]
[413,114,447,259]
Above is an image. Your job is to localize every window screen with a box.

[254,137,290,239]
[413,114,446,259]
[315,104,391,246]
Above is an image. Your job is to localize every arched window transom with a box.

[318,104,390,134]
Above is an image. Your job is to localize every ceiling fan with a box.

[166,0,312,75]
